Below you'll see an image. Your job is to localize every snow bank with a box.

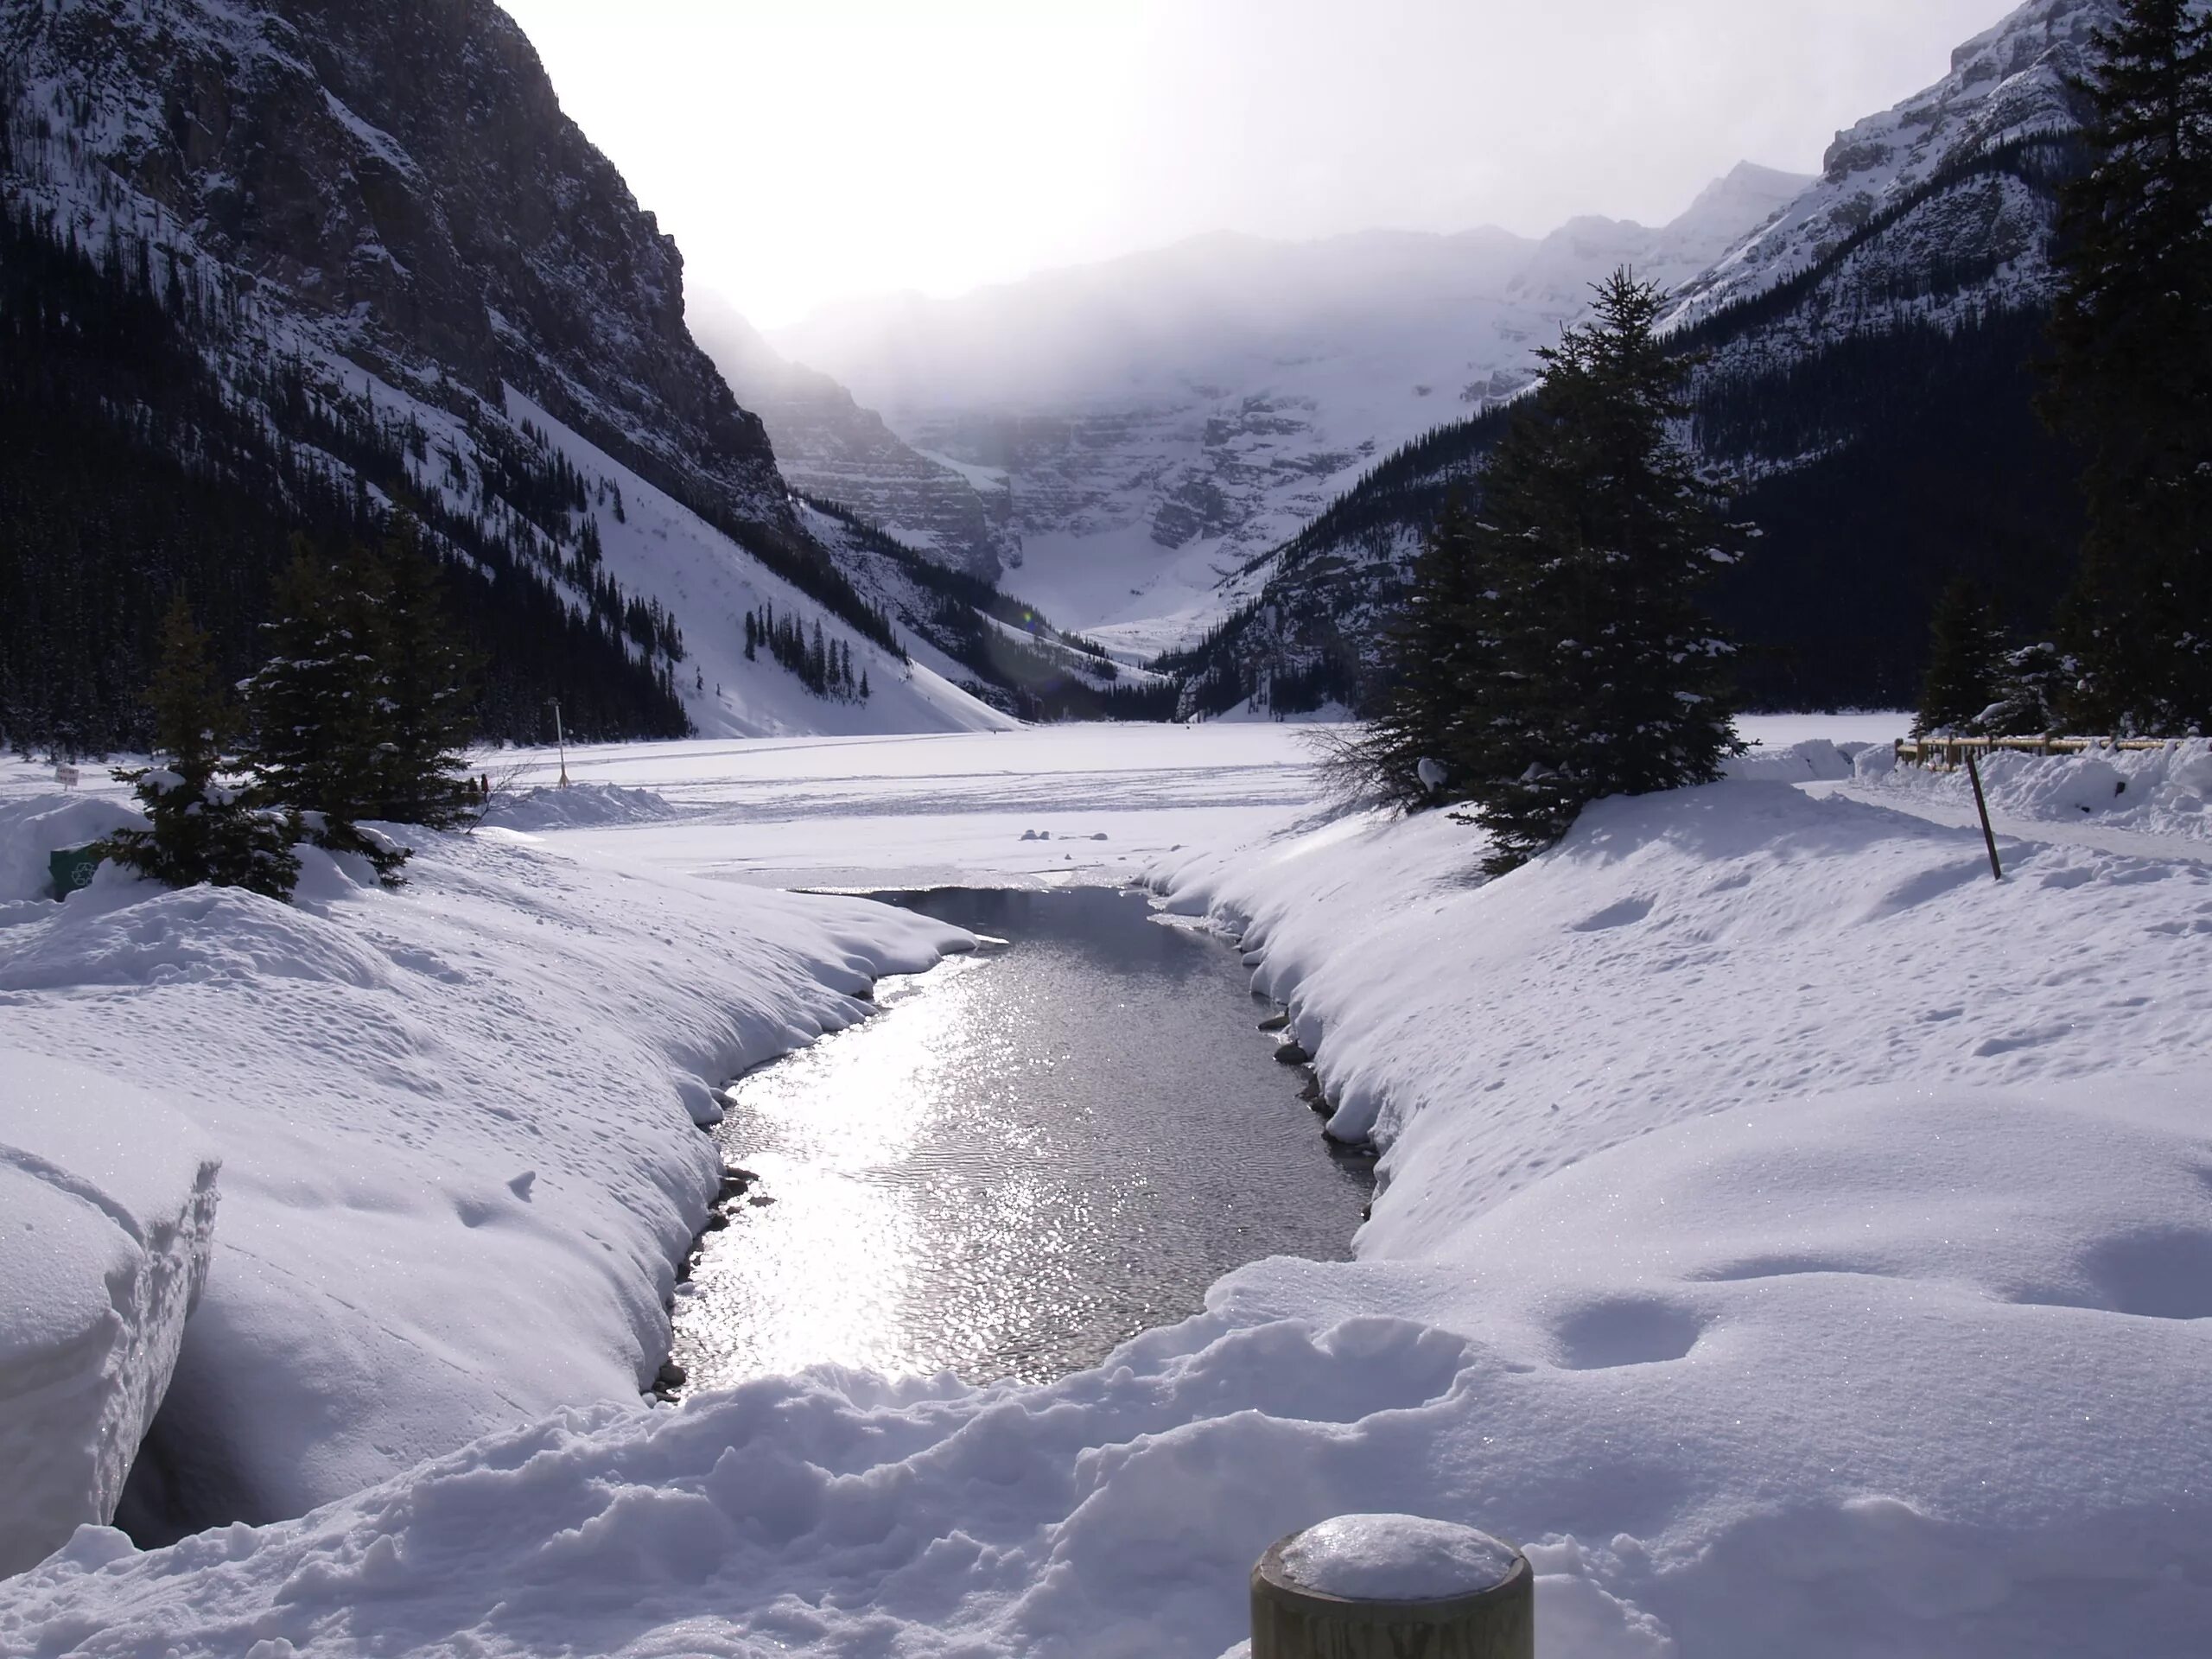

[0,793,142,904]
[6,1074,2206,1656]
[1153,781,2210,1178]
[482,781,681,831]
[1721,737,1853,783]
[0,796,967,1544]
[0,1055,219,1576]
[1859,739,2212,841]
[6,778,2209,1655]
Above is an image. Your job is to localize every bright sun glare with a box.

[498,0,2018,331]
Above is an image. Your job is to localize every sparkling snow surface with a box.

[1279,1514,1521,1602]
[4,719,2209,1658]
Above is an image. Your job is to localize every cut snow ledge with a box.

[0,1052,219,1576]
[1275,1514,1522,1602]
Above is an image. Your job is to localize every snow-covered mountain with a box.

[1667,0,2109,332]
[768,163,1809,656]
[686,292,1020,583]
[0,0,1057,742]
[1172,0,2113,718]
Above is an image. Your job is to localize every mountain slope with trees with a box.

[1173,0,2115,719]
[0,0,1096,753]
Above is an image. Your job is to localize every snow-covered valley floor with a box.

[4,720,2211,1657]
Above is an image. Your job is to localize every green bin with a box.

[48,844,104,900]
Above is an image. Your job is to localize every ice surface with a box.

[1278,1515,1520,1601]
[0,1053,219,1574]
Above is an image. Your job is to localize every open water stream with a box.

[670,887,1372,1389]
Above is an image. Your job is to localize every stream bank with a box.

[671,886,1370,1389]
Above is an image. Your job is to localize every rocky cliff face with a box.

[772,167,1808,656]
[687,292,1017,582]
[7,0,782,521]
[1,0,1039,740]
[1666,0,2107,333]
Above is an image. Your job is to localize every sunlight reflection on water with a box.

[672,887,1371,1388]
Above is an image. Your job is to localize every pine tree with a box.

[2044,0,2212,733]
[243,545,407,882]
[105,596,299,899]
[1913,577,2005,735]
[365,527,476,827]
[1449,270,1746,872]
[1356,495,1485,802]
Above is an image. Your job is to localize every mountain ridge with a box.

[0,0,1112,747]
[759,160,1809,654]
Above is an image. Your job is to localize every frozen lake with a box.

[671,886,1373,1387]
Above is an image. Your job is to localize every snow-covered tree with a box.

[105,596,299,899]
[244,546,407,881]
[1356,495,1486,804]
[1914,577,2005,736]
[1450,270,1746,871]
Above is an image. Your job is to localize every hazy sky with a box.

[498,0,2020,330]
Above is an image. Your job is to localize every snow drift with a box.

[0,795,969,1549]
[1858,738,2212,842]
[0,1054,219,1576]
[4,772,2209,1656]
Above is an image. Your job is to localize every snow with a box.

[478,724,1324,890]
[0,1053,219,1576]
[772,168,1808,645]
[505,391,1017,741]
[1277,1515,1522,1602]
[0,766,970,1545]
[1723,737,1856,782]
[5,717,2209,1657]
[0,794,145,904]
[481,781,682,831]
[1853,739,2212,844]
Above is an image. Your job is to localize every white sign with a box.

[54,765,80,790]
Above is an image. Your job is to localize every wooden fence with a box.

[1896,734,2177,772]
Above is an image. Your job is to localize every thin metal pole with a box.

[1965,751,2001,881]
[554,699,570,788]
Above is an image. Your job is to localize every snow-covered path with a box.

[1820,783,2212,867]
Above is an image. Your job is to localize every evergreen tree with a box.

[1445,270,1746,872]
[1984,640,2068,735]
[242,545,408,882]
[2044,0,2212,733]
[365,524,477,827]
[1357,496,1486,801]
[1913,577,2005,735]
[105,596,299,899]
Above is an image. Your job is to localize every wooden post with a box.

[1965,751,2003,882]
[1252,1516,1533,1659]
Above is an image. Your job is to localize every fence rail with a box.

[1897,734,2177,771]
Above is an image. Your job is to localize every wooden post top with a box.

[1252,1515,1534,1659]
